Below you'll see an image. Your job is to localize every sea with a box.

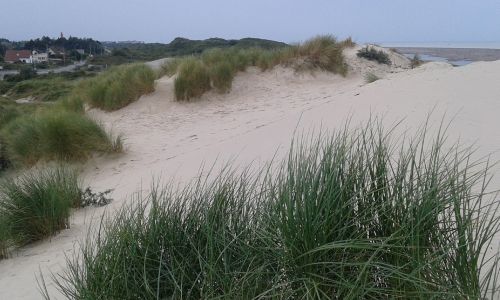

[379,42,500,66]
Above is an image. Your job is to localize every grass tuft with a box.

[339,36,356,48]
[174,58,211,101]
[209,61,235,93]
[0,167,80,248]
[49,123,500,299]
[74,64,156,111]
[297,35,347,74]
[1,109,119,166]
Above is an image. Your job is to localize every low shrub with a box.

[174,58,211,101]
[411,53,423,69]
[4,66,37,82]
[74,63,156,111]
[1,109,120,166]
[50,124,500,299]
[0,167,80,246]
[357,46,391,65]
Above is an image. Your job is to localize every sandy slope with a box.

[2,47,500,299]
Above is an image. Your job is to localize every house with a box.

[48,47,65,57]
[31,50,48,63]
[75,49,85,55]
[4,50,32,63]
[3,50,49,64]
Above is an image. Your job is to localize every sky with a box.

[2,0,500,44]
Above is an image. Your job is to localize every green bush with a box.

[0,167,80,247]
[50,124,500,299]
[75,63,155,111]
[357,46,391,65]
[5,66,37,82]
[174,58,211,101]
[1,110,120,166]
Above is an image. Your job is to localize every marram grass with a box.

[1,109,121,166]
[0,167,80,250]
[167,35,351,101]
[73,63,156,111]
[47,123,500,299]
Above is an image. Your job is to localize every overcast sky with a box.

[2,0,500,44]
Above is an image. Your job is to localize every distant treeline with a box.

[0,36,104,54]
[102,37,289,61]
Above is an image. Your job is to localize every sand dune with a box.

[1,47,500,299]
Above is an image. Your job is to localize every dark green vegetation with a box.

[72,63,155,111]
[0,167,80,258]
[169,35,351,101]
[49,124,500,299]
[1,109,121,166]
[357,46,391,65]
[0,36,103,56]
[101,37,288,62]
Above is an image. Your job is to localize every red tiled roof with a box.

[4,50,31,62]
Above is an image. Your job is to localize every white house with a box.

[31,51,48,63]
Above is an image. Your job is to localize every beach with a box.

[1,45,500,298]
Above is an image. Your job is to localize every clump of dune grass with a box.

[357,46,391,65]
[74,63,155,111]
[339,36,356,48]
[169,35,349,101]
[49,122,500,299]
[364,72,380,83]
[174,58,211,101]
[1,109,121,166]
[296,35,348,74]
[208,61,235,93]
[0,167,80,247]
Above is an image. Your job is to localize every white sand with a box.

[2,46,500,299]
